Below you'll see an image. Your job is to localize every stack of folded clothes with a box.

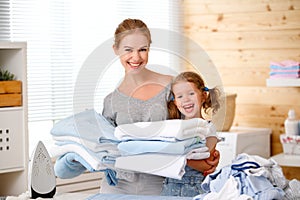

[114,118,217,180]
[50,109,120,184]
[269,60,300,79]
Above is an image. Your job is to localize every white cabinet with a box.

[0,42,28,196]
[216,127,272,169]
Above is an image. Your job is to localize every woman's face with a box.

[173,81,206,119]
[114,32,149,74]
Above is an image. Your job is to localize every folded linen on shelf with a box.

[270,60,300,68]
[114,118,214,142]
[115,154,187,180]
[269,74,300,79]
[269,60,300,79]
[270,71,300,76]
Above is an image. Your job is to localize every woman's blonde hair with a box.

[168,71,221,119]
[114,18,152,48]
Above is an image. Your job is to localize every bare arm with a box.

[187,136,219,174]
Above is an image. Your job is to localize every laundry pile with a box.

[269,60,300,79]
[114,118,216,180]
[193,153,300,200]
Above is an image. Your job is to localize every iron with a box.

[28,141,56,199]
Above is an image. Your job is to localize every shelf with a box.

[266,78,300,87]
[0,42,28,196]
[271,153,300,167]
[0,106,23,111]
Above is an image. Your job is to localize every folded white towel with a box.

[114,118,213,141]
[53,135,118,153]
[115,154,186,180]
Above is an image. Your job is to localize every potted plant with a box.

[0,68,22,107]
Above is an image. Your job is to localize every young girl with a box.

[161,71,221,197]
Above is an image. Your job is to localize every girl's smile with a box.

[172,81,205,119]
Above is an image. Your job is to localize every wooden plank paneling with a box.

[187,30,300,50]
[225,86,300,105]
[205,49,300,68]
[183,0,300,179]
[185,11,300,32]
[184,0,300,15]
[216,67,269,86]
[282,167,300,180]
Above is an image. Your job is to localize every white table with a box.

[271,153,300,167]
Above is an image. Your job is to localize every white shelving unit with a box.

[271,153,300,167]
[266,78,300,87]
[0,42,28,196]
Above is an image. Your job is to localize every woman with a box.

[101,18,220,195]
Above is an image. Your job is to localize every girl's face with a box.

[114,32,149,74]
[173,81,206,120]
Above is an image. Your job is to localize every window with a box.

[0,0,183,154]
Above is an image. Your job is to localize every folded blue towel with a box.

[269,71,300,76]
[54,152,118,186]
[269,65,300,70]
[51,109,118,143]
[117,137,206,156]
[54,153,89,179]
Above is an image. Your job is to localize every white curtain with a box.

[0,0,183,152]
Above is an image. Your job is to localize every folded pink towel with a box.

[270,74,300,79]
[270,69,300,72]
[270,60,300,67]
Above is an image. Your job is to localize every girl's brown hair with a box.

[168,71,221,119]
[114,18,152,48]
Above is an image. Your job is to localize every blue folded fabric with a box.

[51,109,118,143]
[54,153,88,179]
[117,137,206,156]
[269,65,300,70]
[54,152,118,186]
[104,168,118,186]
[269,71,300,76]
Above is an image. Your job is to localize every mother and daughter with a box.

[56,18,222,197]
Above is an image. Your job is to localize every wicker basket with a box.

[212,93,237,131]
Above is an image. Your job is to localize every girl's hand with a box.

[203,149,220,176]
[186,146,210,160]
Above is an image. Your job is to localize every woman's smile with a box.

[128,61,143,70]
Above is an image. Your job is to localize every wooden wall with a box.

[182,0,300,179]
